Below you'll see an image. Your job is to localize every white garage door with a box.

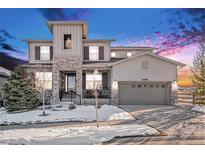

[119,82,168,105]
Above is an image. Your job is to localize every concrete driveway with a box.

[114,104,205,144]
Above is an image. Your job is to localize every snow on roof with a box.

[0,66,11,77]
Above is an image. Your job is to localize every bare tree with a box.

[92,81,101,127]
[87,69,102,127]
[35,72,52,116]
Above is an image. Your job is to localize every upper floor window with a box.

[40,46,50,60]
[64,34,72,49]
[127,52,132,57]
[35,46,53,61]
[89,46,99,61]
[111,52,116,58]
[84,46,104,61]
[142,61,148,69]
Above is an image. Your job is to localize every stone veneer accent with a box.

[111,81,119,105]
[167,81,178,105]
[52,56,82,104]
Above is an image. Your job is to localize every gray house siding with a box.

[53,24,83,56]
[111,48,153,59]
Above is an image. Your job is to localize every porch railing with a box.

[59,89,82,105]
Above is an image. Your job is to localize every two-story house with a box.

[23,21,185,105]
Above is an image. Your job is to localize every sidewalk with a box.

[0,119,137,130]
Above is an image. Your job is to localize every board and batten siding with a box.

[53,24,83,57]
[29,42,53,64]
[111,54,177,83]
[83,42,111,61]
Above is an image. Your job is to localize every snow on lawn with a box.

[0,104,135,125]
[0,124,159,145]
[191,105,205,113]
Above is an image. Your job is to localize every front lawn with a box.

[0,104,135,125]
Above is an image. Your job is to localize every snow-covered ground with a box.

[0,124,159,145]
[191,105,205,113]
[0,104,135,125]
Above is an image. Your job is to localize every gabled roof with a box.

[22,39,53,43]
[0,66,11,77]
[83,39,116,43]
[111,52,186,67]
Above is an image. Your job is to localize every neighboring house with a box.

[0,66,11,91]
[0,66,11,107]
[22,21,185,105]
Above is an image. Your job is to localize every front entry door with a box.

[65,73,76,93]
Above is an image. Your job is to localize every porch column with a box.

[76,69,83,103]
[52,67,60,105]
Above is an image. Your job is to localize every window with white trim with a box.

[142,61,148,69]
[127,52,132,57]
[86,74,102,89]
[35,72,52,90]
[40,46,50,60]
[111,52,116,57]
[89,46,99,61]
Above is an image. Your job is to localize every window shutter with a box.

[35,46,40,60]
[99,46,104,60]
[102,72,108,90]
[84,46,89,60]
[82,73,86,90]
[50,46,53,60]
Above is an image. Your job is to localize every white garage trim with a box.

[118,81,169,105]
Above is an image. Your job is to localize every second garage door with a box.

[119,82,168,105]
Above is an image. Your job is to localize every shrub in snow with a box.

[2,66,40,112]
[68,102,77,110]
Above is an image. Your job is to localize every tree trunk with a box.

[95,91,99,127]
[42,93,45,115]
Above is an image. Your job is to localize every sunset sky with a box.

[0,8,204,86]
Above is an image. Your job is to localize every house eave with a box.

[22,63,53,68]
[83,39,116,43]
[22,39,53,43]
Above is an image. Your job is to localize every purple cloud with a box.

[155,9,205,55]
[38,8,89,21]
[0,29,19,52]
